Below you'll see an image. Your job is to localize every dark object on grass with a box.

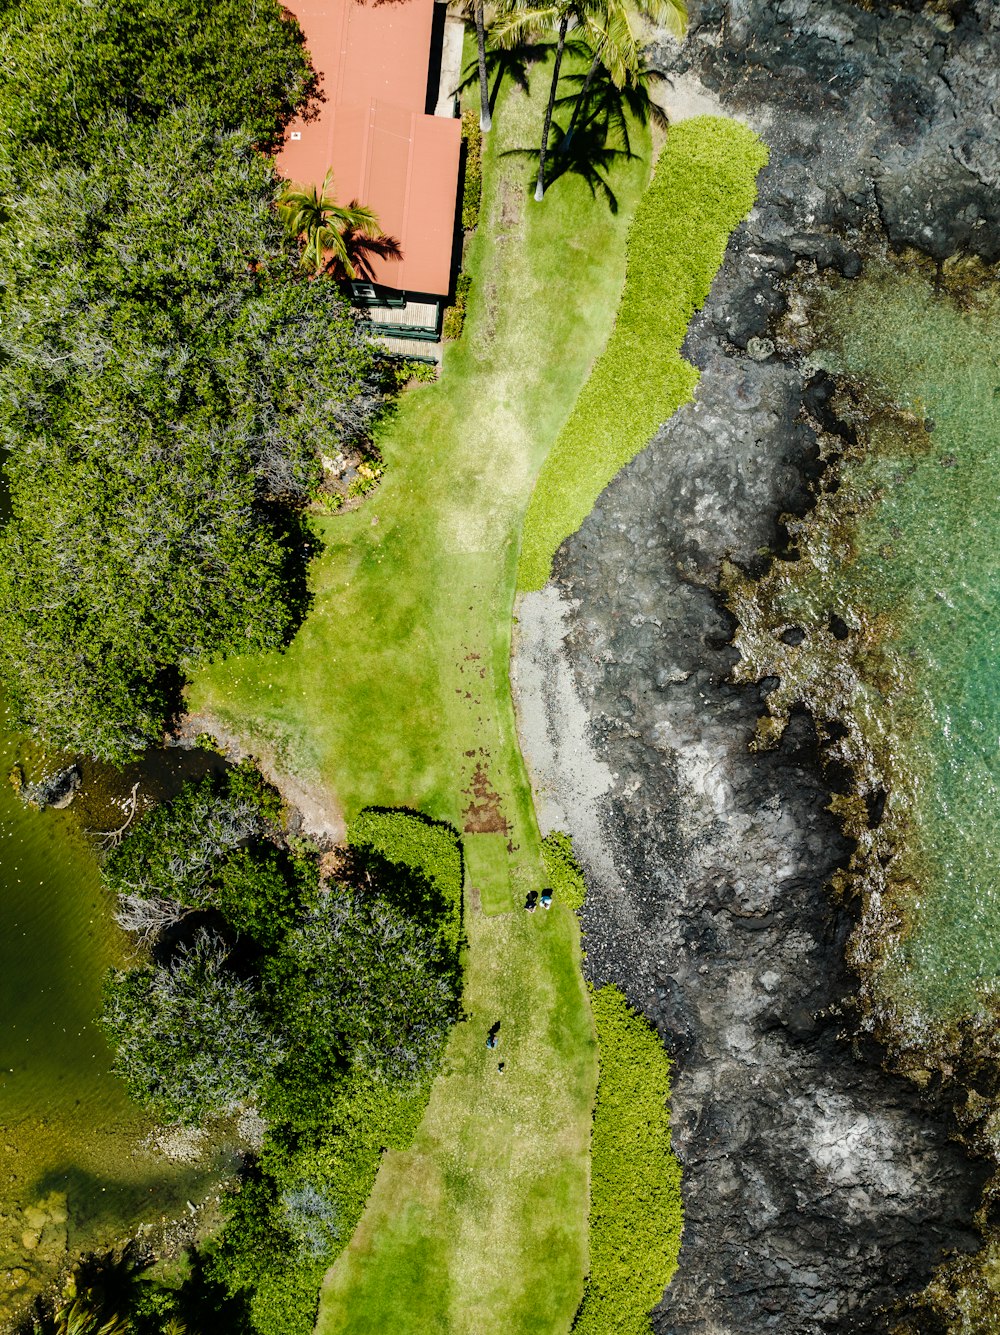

[525,890,538,912]
[486,1019,501,1049]
[540,889,553,909]
[497,1061,505,1073]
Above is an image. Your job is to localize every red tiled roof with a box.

[278,0,461,296]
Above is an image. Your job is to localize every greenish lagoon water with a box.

[764,265,1000,1020]
[0,702,226,1322]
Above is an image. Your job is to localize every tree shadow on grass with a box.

[458,43,549,119]
[500,58,660,212]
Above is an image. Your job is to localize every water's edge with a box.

[514,0,1000,1328]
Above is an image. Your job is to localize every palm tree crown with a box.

[276,169,385,278]
[493,0,686,199]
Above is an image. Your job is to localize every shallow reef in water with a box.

[726,257,1000,1050]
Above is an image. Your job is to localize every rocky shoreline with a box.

[513,0,1000,1328]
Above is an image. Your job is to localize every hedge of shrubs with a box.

[543,831,684,1331]
[541,830,586,911]
[442,271,473,342]
[442,111,483,342]
[574,986,684,1335]
[517,116,769,591]
[461,108,483,231]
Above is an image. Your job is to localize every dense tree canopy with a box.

[269,891,457,1084]
[101,772,461,1124]
[103,929,279,1123]
[0,5,387,759]
[0,0,311,161]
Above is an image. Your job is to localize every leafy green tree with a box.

[215,851,312,948]
[268,890,458,1084]
[105,769,273,908]
[103,930,277,1123]
[276,170,386,278]
[97,779,464,1333]
[0,108,384,758]
[0,0,311,164]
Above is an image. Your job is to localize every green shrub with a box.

[101,786,463,1334]
[460,108,483,231]
[349,807,463,955]
[541,830,586,912]
[575,986,683,1335]
[398,359,439,385]
[443,271,473,342]
[346,473,378,498]
[517,116,769,591]
[544,833,683,1331]
[103,764,278,907]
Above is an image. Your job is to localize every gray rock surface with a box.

[513,1,999,1329]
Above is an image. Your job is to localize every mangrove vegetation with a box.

[98,770,463,1334]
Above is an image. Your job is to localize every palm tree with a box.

[28,1248,143,1335]
[276,170,386,278]
[474,0,493,130]
[494,0,686,200]
[561,0,685,152]
[50,1294,129,1335]
[493,0,576,201]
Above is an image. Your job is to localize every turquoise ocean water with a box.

[769,265,1000,1019]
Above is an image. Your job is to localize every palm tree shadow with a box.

[504,62,665,211]
[558,62,668,149]
[458,43,548,117]
[503,65,657,212]
[324,227,404,282]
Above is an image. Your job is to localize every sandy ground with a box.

[178,711,346,844]
[511,588,619,891]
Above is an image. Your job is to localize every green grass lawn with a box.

[188,50,651,1335]
[316,900,594,1335]
[188,63,649,857]
[517,117,769,590]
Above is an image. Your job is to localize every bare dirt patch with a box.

[178,712,345,844]
[461,759,509,834]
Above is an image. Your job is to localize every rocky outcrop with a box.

[513,1,999,1329]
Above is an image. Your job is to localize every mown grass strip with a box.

[517,115,769,591]
[464,831,512,914]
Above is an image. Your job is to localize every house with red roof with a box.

[278,0,463,349]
